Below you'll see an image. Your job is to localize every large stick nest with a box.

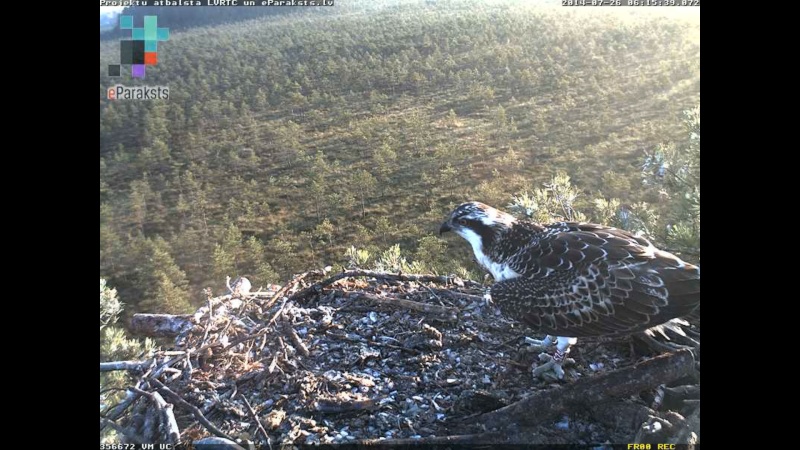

[102,269,700,447]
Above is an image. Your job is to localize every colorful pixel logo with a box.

[107,16,169,79]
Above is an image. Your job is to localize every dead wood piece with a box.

[101,382,146,433]
[663,385,700,411]
[215,275,306,353]
[201,388,236,415]
[100,417,146,444]
[129,388,181,444]
[351,292,459,319]
[663,384,700,398]
[682,399,700,412]
[430,287,486,303]
[454,390,508,415]
[142,397,160,442]
[100,360,153,372]
[281,319,310,356]
[471,349,695,430]
[221,326,270,353]
[313,397,376,413]
[589,401,656,432]
[262,271,313,311]
[194,437,248,449]
[101,393,138,429]
[146,355,186,381]
[289,269,481,303]
[355,432,504,446]
[151,379,235,441]
[215,299,290,354]
[669,406,700,444]
[239,394,272,449]
[130,313,194,338]
[156,394,181,444]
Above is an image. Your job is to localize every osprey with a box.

[440,201,700,379]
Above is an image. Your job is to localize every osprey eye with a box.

[457,219,467,226]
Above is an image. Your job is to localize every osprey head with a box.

[439,201,516,244]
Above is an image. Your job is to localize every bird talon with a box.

[524,336,555,352]
[532,353,574,380]
[482,289,493,307]
[531,359,565,380]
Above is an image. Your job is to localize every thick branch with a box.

[239,394,271,449]
[132,388,181,445]
[670,406,700,444]
[100,382,146,433]
[281,319,309,357]
[355,432,504,446]
[151,379,234,441]
[351,292,459,319]
[289,270,480,302]
[154,393,181,444]
[471,349,695,430]
[100,416,146,444]
[129,388,178,443]
[100,360,153,372]
[194,437,247,449]
[130,314,194,338]
[261,271,313,311]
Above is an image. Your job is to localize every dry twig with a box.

[281,318,310,356]
[289,270,480,302]
[350,292,459,318]
[151,379,234,441]
[131,388,181,444]
[100,360,153,372]
[239,393,272,450]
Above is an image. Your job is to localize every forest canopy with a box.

[100,0,700,319]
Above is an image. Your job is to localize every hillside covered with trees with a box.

[99,0,700,320]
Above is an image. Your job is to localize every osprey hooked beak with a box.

[439,220,453,235]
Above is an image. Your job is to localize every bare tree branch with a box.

[100,416,146,444]
[470,350,695,430]
[239,393,272,450]
[289,270,481,302]
[280,318,309,357]
[151,379,234,441]
[130,388,181,444]
[100,360,153,372]
[349,292,459,319]
[355,432,505,446]
[100,381,146,433]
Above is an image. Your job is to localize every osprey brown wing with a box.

[491,224,700,338]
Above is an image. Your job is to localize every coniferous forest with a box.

[100,0,699,330]
[100,1,700,445]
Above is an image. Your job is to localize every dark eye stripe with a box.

[456,217,497,246]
